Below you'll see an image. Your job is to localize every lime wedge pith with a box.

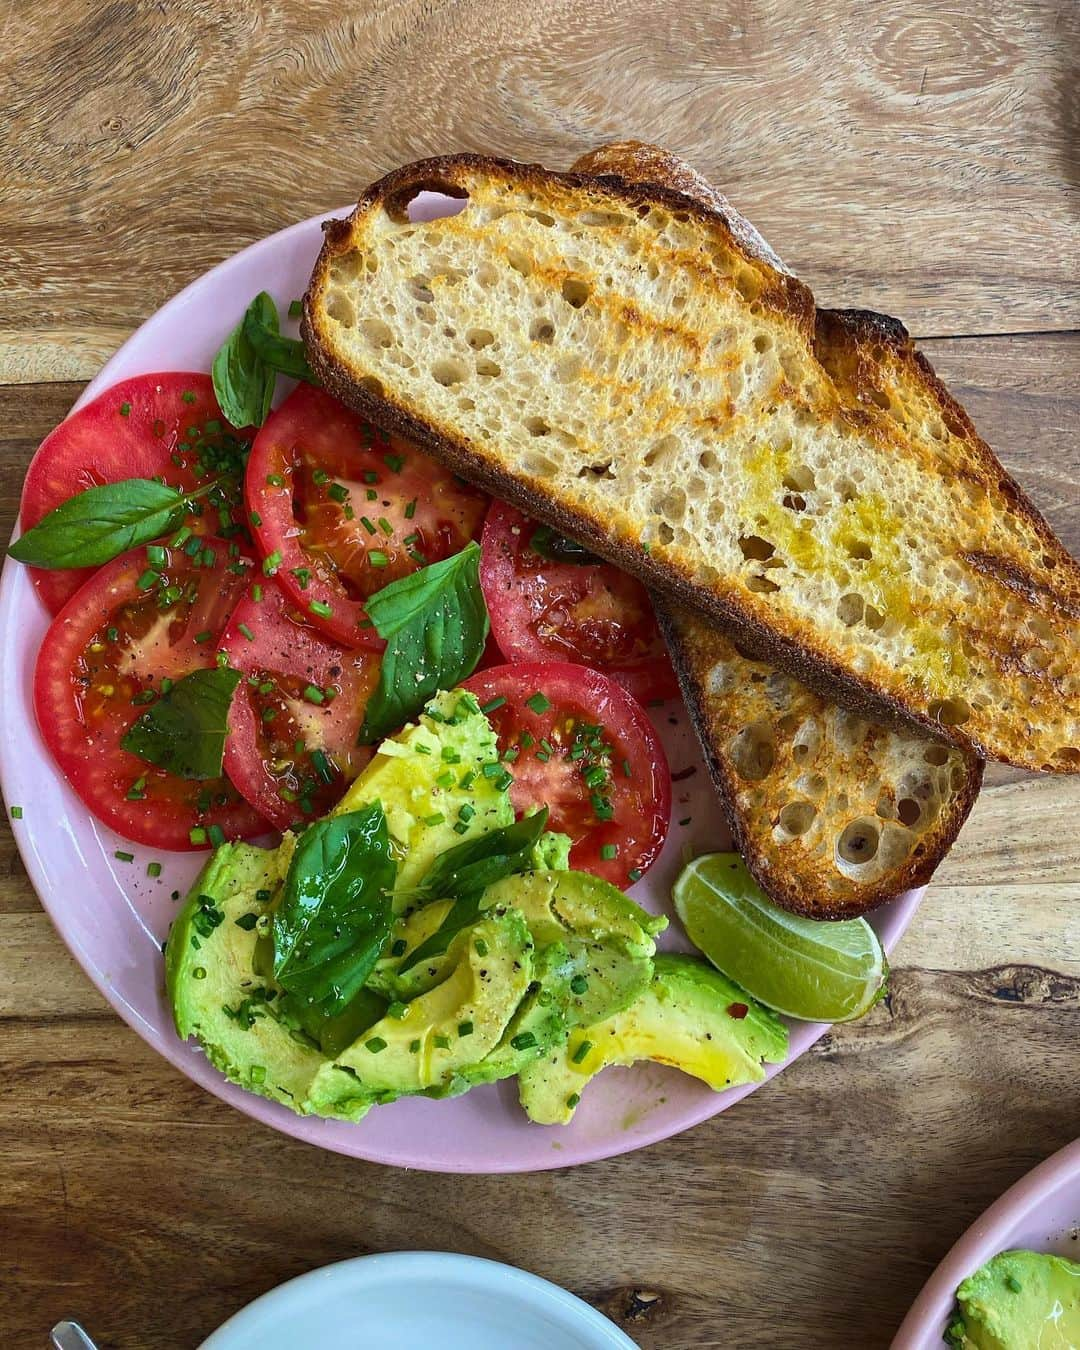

[672,853,887,1022]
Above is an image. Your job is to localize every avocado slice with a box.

[166,843,346,1114]
[518,953,789,1124]
[946,1249,1080,1349]
[305,908,534,1114]
[483,869,666,1025]
[333,688,514,904]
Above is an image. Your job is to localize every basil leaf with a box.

[397,809,550,975]
[243,299,315,381]
[528,525,599,565]
[397,890,486,976]
[120,667,242,779]
[9,479,186,569]
[212,293,277,428]
[273,805,396,1015]
[359,542,489,744]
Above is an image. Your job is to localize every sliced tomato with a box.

[245,384,489,649]
[220,578,381,830]
[34,538,267,850]
[20,373,251,615]
[462,661,671,887]
[479,500,679,703]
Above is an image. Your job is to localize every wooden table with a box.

[2,3,1077,1346]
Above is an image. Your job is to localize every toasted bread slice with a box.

[659,605,982,917]
[304,152,1080,772]
[572,144,984,917]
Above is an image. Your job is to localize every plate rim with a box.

[0,205,926,1173]
[198,1250,638,1348]
[891,1135,1080,1348]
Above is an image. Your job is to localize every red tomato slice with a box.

[478,501,679,704]
[220,579,381,830]
[462,661,671,887]
[245,384,488,649]
[20,373,250,615]
[34,538,267,850]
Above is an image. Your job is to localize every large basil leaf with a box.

[397,809,549,974]
[273,805,396,1015]
[9,479,186,569]
[243,301,315,381]
[120,667,242,779]
[358,542,489,743]
[212,293,278,428]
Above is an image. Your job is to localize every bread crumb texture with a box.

[308,158,1080,772]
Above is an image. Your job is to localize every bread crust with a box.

[302,150,1080,773]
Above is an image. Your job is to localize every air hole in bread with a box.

[556,354,583,383]
[410,276,435,303]
[431,358,468,387]
[522,450,558,477]
[782,493,806,512]
[646,260,660,281]
[930,697,971,726]
[1043,554,1058,569]
[699,450,718,471]
[835,477,857,503]
[845,538,873,561]
[837,818,880,866]
[357,375,384,397]
[656,523,675,545]
[359,318,394,349]
[529,319,555,343]
[507,248,533,277]
[783,464,816,493]
[753,334,772,353]
[576,461,615,481]
[578,209,635,229]
[524,416,550,437]
[776,712,800,735]
[747,574,781,594]
[383,183,468,224]
[923,743,950,765]
[728,722,776,781]
[870,388,891,411]
[643,435,679,469]
[735,269,761,302]
[325,289,356,326]
[897,797,922,828]
[561,278,591,308]
[466,328,495,350]
[778,801,816,836]
[1052,746,1080,768]
[837,593,865,627]
[739,535,775,562]
[457,396,475,412]
[475,357,501,378]
[876,796,897,821]
[524,209,556,226]
[863,604,885,631]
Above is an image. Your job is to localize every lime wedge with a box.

[673,853,886,1022]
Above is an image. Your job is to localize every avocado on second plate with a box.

[518,953,789,1125]
[946,1249,1080,1349]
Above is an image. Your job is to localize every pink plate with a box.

[0,200,924,1172]
[893,1137,1080,1347]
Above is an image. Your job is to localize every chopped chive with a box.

[511,1032,537,1051]
[359,516,377,535]
[265,473,285,487]
[249,510,262,527]
[119,401,132,417]
[535,752,550,763]
[387,1001,408,1020]
[188,828,206,847]
[207,824,225,848]
[368,550,389,568]
[436,770,454,788]
[192,966,207,980]
[458,1020,474,1037]
[458,803,476,822]
[474,938,489,957]
[311,749,334,783]
[181,389,197,404]
[384,453,405,472]
[237,622,255,641]
[249,1065,266,1084]
[440,746,460,763]
[136,568,159,590]
[303,684,325,705]
[170,525,192,549]
[570,975,589,995]
[458,770,476,790]
[363,471,378,484]
[571,1040,593,1064]
[423,812,445,827]
[183,536,202,557]
[146,544,167,567]
[377,516,393,535]
[251,584,263,602]
[407,549,426,565]
[391,938,408,958]
[404,499,418,520]
[288,299,303,319]
[452,821,469,834]
[308,599,332,618]
[623,759,633,778]
[114,850,134,863]
[365,1036,388,1054]
[261,706,276,722]
[433,1034,451,1050]
[409,1039,421,1053]
[520,731,535,749]
[194,629,212,644]
[525,692,551,715]
[9,806,23,820]
[566,1092,581,1108]
[327,482,349,504]
[106,626,120,642]
[628,868,642,882]
[600,843,617,861]
[365,488,379,501]
[262,550,283,576]
[235,912,259,931]
[203,419,222,435]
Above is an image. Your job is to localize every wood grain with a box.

[3,5,1080,1344]
[2,0,1078,385]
